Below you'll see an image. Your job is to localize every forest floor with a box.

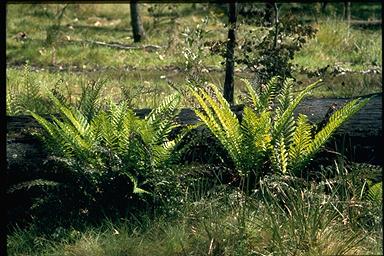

[6,3,383,256]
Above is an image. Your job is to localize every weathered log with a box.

[7,94,383,175]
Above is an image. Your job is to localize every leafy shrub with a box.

[190,77,370,182]
[211,11,317,84]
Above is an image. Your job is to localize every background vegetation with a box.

[6,3,382,255]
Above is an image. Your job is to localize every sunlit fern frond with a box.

[259,76,280,110]
[274,78,294,120]
[241,78,260,110]
[288,114,313,172]
[78,79,104,121]
[50,115,92,159]
[240,107,272,171]
[299,97,370,170]
[272,135,289,173]
[48,91,90,137]
[366,182,382,206]
[146,93,180,145]
[273,79,322,142]
[51,88,69,108]
[190,84,244,172]
[241,107,272,153]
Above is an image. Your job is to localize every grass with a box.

[6,3,382,113]
[293,18,382,71]
[7,65,381,115]
[6,4,383,254]
[6,4,223,70]
[6,3,382,72]
[7,163,383,255]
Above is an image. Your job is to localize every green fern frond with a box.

[146,93,180,145]
[78,79,104,121]
[274,78,294,119]
[51,88,69,108]
[273,79,322,141]
[146,93,180,127]
[7,179,60,194]
[288,114,312,171]
[190,85,244,172]
[241,107,272,152]
[48,91,90,136]
[272,135,289,173]
[300,97,370,169]
[366,182,382,205]
[241,78,260,110]
[259,76,280,110]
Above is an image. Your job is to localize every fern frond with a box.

[146,93,180,127]
[288,114,312,171]
[241,78,260,110]
[366,182,382,205]
[273,79,322,140]
[274,78,294,120]
[272,135,289,173]
[48,92,90,137]
[259,76,280,110]
[78,79,104,121]
[7,179,60,194]
[300,97,370,169]
[191,85,244,172]
[146,94,180,145]
[205,84,243,161]
[241,108,272,152]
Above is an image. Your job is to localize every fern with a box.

[288,114,312,171]
[7,179,60,194]
[272,79,322,141]
[31,91,184,197]
[297,97,370,171]
[191,77,370,180]
[273,135,289,173]
[366,182,382,206]
[77,79,104,121]
[190,84,244,173]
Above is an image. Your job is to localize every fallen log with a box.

[7,93,383,177]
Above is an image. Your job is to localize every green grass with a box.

[6,3,382,111]
[7,3,382,72]
[7,163,382,255]
[7,65,382,115]
[6,3,223,70]
[293,19,382,71]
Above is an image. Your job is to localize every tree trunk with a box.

[264,2,276,25]
[223,3,237,105]
[321,2,328,13]
[343,2,351,21]
[130,2,145,43]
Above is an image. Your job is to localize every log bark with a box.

[7,94,383,173]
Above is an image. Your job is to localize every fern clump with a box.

[28,91,184,216]
[190,77,370,180]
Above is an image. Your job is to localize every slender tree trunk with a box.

[273,3,279,49]
[223,3,237,104]
[345,2,351,25]
[264,2,276,26]
[130,2,145,43]
[321,2,328,13]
